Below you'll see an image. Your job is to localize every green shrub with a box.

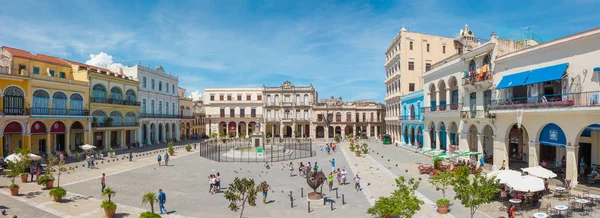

[436,198,450,205]
[37,175,55,185]
[185,144,192,151]
[9,183,19,189]
[49,187,67,198]
[433,158,443,170]
[139,211,162,218]
[101,200,117,210]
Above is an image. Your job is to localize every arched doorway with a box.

[142,124,148,144]
[172,123,177,140]
[304,124,310,138]
[429,122,436,149]
[50,121,66,152]
[219,122,227,136]
[448,76,459,109]
[468,125,478,152]
[316,126,324,138]
[507,124,529,169]
[449,122,459,147]
[70,121,85,151]
[2,121,23,156]
[150,123,156,144]
[335,126,341,136]
[577,124,600,176]
[482,125,494,162]
[165,124,170,141]
[438,81,447,111]
[345,126,353,136]
[238,122,247,137]
[416,126,423,147]
[158,123,164,143]
[328,126,334,138]
[439,122,447,150]
[31,121,47,154]
[410,126,415,145]
[248,122,256,135]
[228,122,237,137]
[284,126,292,138]
[538,123,567,170]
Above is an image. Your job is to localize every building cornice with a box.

[90,72,140,86]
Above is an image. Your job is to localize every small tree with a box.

[429,170,453,204]
[452,166,499,218]
[210,132,218,139]
[224,177,268,218]
[367,176,424,218]
[141,192,158,214]
[6,149,32,187]
[49,156,67,187]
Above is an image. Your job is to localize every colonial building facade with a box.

[192,99,206,138]
[178,87,194,139]
[384,26,457,144]
[0,47,91,156]
[204,88,263,137]
[123,63,180,145]
[400,90,424,147]
[263,81,316,138]
[312,97,385,139]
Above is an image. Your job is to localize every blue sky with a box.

[2,0,599,102]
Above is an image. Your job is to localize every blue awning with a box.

[539,123,566,147]
[594,67,600,72]
[495,71,530,89]
[523,63,568,86]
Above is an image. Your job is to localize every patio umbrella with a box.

[432,152,447,159]
[4,153,21,162]
[521,166,557,179]
[506,175,545,192]
[486,169,522,184]
[423,149,442,154]
[28,153,42,161]
[80,144,96,150]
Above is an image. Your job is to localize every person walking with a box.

[329,158,335,172]
[157,154,162,166]
[354,174,361,191]
[328,172,334,191]
[158,189,167,214]
[29,163,36,182]
[87,155,91,168]
[129,151,133,162]
[101,173,106,193]
[164,152,169,166]
[91,156,96,168]
[336,168,342,185]
[36,163,42,181]
[288,162,294,177]
[341,168,347,185]
[215,172,221,192]
[314,162,319,172]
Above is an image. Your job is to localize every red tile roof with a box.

[2,46,70,67]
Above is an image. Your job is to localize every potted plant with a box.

[49,187,67,202]
[20,172,29,183]
[361,143,369,154]
[185,144,192,152]
[167,142,174,155]
[37,175,55,189]
[8,183,19,196]
[101,187,117,218]
[433,157,443,170]
[334,134,341,143]
[266,138,271,144]
[141,192,160,218]
[355,149,361,157]
[296,138,300,143]
[430,170,453,214]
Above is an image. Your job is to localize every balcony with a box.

[91,97,141,106]
[140,113,182,119]
[181,115,194,119]
[462,71,493,89]
[296,102,313,106]
[489,91,600,111]
[92,122,139,128]
[2,68,29,77]
[400,115,424,121]
[29,108,90,116]
[210,114,261,118]
[282,102,294,106]
[2,107,30,116]
[423,103,460,113]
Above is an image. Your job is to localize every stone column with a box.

[146,124,151,145]
[280,124,284,138]
[353,124,357,136]
[0,134,3,157]
[46,133,52,154]
[566,144,579,187]
[65,130,71,154]
[446,88,451,110]
[435,91,440,111]
[105,131,110,151]
[120,130,126,149]
[477,134,484,166]
[246,123,249,136]
[134,129,138,145]
[162,124,167,143]
[367,124,371,137]
[446,130,452,151]
[292,123,296,138]
[528,141,539,167]
[423,128,431,149]
[459,131,469,152]
[435,129,440,150]
[138,125,143,144]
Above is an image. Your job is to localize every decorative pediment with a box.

[281,80,293,89]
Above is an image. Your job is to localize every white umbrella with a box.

[80,144,96,150]
[5,153,21,162]
[522,166,557,179]
[486,169,522,184]
[28,153,42,161]
[506,175,545,192]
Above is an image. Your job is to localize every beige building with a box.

[312,96,385,139]
[178,87,194,139]
[423,26,529,159]
[204,88,263,137]
[488,28,600,187]
[263,81,316,138]
[384,26,457,143]
[192,99,206,137]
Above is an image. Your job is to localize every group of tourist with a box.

[156,153,170,166]
[208,172,221,194]
[28,162,43,182]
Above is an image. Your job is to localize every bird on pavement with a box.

[367,183,371,186]
[1,210,6,215]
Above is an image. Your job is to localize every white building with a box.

[203,88,263,137]
[122,63,180,145]
[263,81,316,138]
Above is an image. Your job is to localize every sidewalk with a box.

[338,141,454,218]
[0,143,197,218]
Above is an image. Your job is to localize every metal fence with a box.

[198,138,314,162]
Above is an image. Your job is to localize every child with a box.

[289,162,294,177]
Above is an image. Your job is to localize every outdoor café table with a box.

[555,187,566,198]
[509,199,522,214]
[532,212,548,218]
[554,205,568,218]
[575,199,589,211]
[589,194,600,205]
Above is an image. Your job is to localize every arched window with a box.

[362,113,366,122]
[3,86,25,115]
[370,112,374,122]
[166,102,169,115]
[172,104,175,115]
[410,105,416,120]
[92,110,107,126]
[52,92,67,115]
[126,89,136,104]
[304,94,309,105]
[296,94,301,105]
[110,87,123,104]
[335,112,341,122]
[159,81,162,91]
[469,60,476,72]
[125,112,136,125]
[92,84,106,99]
[70,93,84,115]
[266,95,271,105]
[32,90,50,115]
[274,95,279,105]
[110,111,123,126]
[355,113,359,123]
[482,54,491,69]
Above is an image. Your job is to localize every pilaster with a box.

[566,144,579,187]
[528,141,539,167]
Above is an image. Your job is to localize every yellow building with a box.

[0,46,91,156]
[178,87,194,139]
[67,61,141,150]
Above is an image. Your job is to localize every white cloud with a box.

[85,52,127,72]
[188,89,204,101]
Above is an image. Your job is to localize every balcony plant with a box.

[49,187,67,202]
[101,187,117,218]
[92,117,99,127]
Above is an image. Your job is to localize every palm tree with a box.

[102,187,116,202]
[141,192,158,214]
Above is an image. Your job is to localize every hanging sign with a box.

[516,109,524,129]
